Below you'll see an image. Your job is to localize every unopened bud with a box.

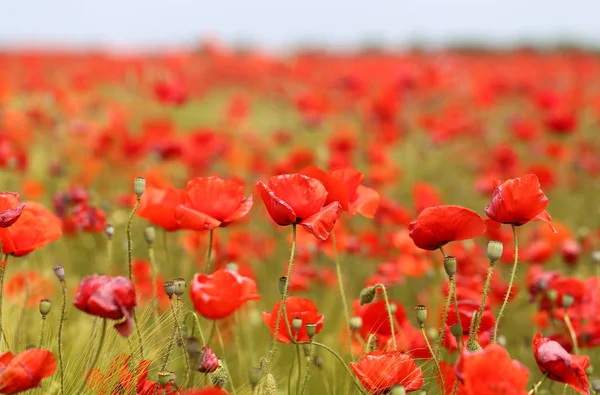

[586,365,594,375]
[349,316,363,331]
[562,293,574,309]
[305,323,317,339]
[53,265,65,281]
[450,323,463,338]
[414,305,427,327]
[443,256,457,278]
[487,241,503,264]
[390,386,406,395]
[144,226,156,245]
[278,276,287,295]
[133,177,146,199]
[249,366,262,389]
[173,277,186,297]
[39,299,52,316]
[427,327,439,341]
[163,281,176,298]
[292,317,302,332]
[359,286,377,305]
[546,289,558,303]
[104,224,114,240]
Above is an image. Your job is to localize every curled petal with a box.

[175,205,221,231]
[223,194,254,225]
[256,181,297,226]
[300,201,342,240]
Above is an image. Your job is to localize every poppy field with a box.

[0,44,599,395]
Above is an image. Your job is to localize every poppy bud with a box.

[359,286,377,305]
[144,226,156,245]
[278,276,287,295]
[586,365,593,375]
[292,317,302,332]
[497,335,507,347]
[173,278,186,297]
[249,366,262,389]
[562,293,574,309]
[450,323,462,339]
[226,262,238,272]
[591,378,600,392]
[546,289,558,303]
[443,256,457,278]
[53,265,65,281]
[186,336,199,356]
[487,241,503,263]
[306,323,317,339]
[39,299,51,317]
[414,305,427,327]
[366,334,378,352]
[210,362,228,388]
[133,177,146,200]
[104,224,114,240]
[163,280,176,298]
[349,316,363,331]
[198,345,219,373]
[390,386,406,395]
[427,327,438,341]
[157,370,173,387]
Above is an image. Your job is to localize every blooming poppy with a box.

[74,275,137,337]
[532,333,590,394]
[154,79,188,106]
[353,299,408,348]
[0,192,24,227]
[190,269,260,320]
[0,348,56,394]
[349,350,424,394]
[485,174,552,227]
[5,270,54,307]
[262,296,324,343]
[256,174,342,240]
[0,201,62,256]
[183,388,229,395]
[137,186,185,231]
[459,344,529,395]
[175,177,253,231]
[299,166,380,218]
[408,205,486,250]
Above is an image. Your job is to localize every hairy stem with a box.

[493,224,518,343]
[375,283,397,350]
[205,229,214,274]
[474,262,495,335]
[331,231,353,359]
[421,326,444,394]
[58,279,67,395]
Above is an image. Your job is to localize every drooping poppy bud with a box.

[197,345,219,373]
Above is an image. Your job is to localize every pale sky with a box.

[2,0,600,51]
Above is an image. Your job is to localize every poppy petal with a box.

[300,201,342,240]
[351,185,380,218]
[175,205,222,231]
[223,194,254,224]
[256,181,297,225]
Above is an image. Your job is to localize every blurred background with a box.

[2,0,600,50]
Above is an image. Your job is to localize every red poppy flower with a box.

[137,186,185,231]
[444,299,495,353]
[353,299,407,348]
[262,296,324,343]
[349,350,424,394]
[412,182,443,214]
[299,166,380,218]
[485,174,552,227]
[0,201,62,256]
[183,388,229,395]
[459,344,529,395]
[437,361,465,395]
[175,177,253,231]
[0,192,24,227]
[74,275,137,337]
[256,174,342,240]
[154,79,188,106]
[0,348,56,394]
[5,270,54,307]
[197,345,219,373]
[533,333,590,394]
[190,269,260,320]
[408,205,486,250]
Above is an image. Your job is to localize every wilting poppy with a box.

[299,166,380,218]
[0,192,24,227]
[0,201,62,256]
[190,269,260,320]
[0,348,56,394]
[256,174,342,240]
[262,296,324,343]
[197,345,219,373]
[408,205,486,250]
[175,177,253,231]
[459,344,529,395]
[137,186,185,231]
[349,350,424,394]
[485,174,552,227]
[532,333,589,394]
[74,275,137,337]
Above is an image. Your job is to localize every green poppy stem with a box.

[474,261,495,335]
[493,224,518,343]
[421,326,444,393]
[375,283,397,350]
[205,229,214,274]
[331,231,354,359]
[57,277,66,395]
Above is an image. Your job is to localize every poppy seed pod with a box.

[53,265,65,281]
[173,277,186,297]
[278,276,287,295]
[390,386,407,395]
[450,323,462,339]
[591,378,600,392]
[292,317,302,332]
[39,299,51,316]
[349,316,363,331]
[487,241,503,263]
[163,280,176,298]
[586,365,594,375]
[133,177,146,199]
[359,286,377,305]
[443,256,457,278]
[157,370,173,386]
[562,293,574,309]
[305,323,317,339]
[143,226,156,245]
[104,224,114,240]
[414,305,427,327]
[249,366,262,389]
